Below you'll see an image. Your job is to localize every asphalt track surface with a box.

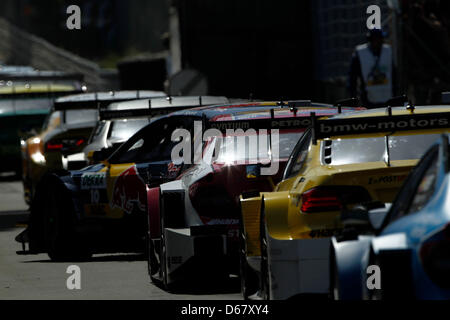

[0,174,241,300]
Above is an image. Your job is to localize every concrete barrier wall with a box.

[0,17,118,91]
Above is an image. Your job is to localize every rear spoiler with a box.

[99,105,190,120]
[205,108,313,133]
[0,89,84,100]
[0,72,84,82]
[99,95,230,121]
[203,100,360,133]
[311,109,450,144]
[54,91,161,111]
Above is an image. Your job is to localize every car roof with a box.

[107,95,229,111]
[54,90,166,110]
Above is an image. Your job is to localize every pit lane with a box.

[0,174,241,300]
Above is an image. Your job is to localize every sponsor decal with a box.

[368,174,407,185]
[309,228,338,238]
[314,113,450,140]
[81,172,106,190]
[111,165,147,214]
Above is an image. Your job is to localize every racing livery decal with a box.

[111,165,147,214]
[81,172,107,190]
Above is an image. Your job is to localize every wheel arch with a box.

[239,193,264,257]
[331,236,372,300]
[263,191,291,239]
[28,171,74,253]
[147,186,161,239]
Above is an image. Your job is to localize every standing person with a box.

[348,28,396,107]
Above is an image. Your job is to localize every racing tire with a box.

[239,216,258,299]
[260,208,271,300]
[43,182,91,262]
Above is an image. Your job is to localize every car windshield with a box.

[214,131,303,164]
[322,133,442,165]
[109,119,149,142]
[65,109,98,125]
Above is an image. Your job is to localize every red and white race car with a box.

[146,101,360,289]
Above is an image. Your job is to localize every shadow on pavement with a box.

[0,173,20,182]
[153,276,241,295]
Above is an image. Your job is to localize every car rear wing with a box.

[0,71,84,82]
[311,109,450,144]
[202,96,411,135]
[205,115,312,133]
[203,97,363,133]
[204,106,319,133]
[53,91,166,110]
[0,88,84,100]
[99,96,229,121]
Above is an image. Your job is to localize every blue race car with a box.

[331,134,450,300]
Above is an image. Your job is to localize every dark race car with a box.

[16,96,230,261]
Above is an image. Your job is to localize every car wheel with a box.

[260,209,271,300]
[43,183,91,262]
[239,217,258,299]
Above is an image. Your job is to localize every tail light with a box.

[300,186,371,213]
[45,138,86,152]
[420,224,450,288]
[75,138,85,146]
[45,142,63,151]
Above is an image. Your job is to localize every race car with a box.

[331,134,450,300]
[21,91,165,205]
[146,101,364,289]
[83,96,228,163]
[16,96,230,261]
[0,74,84,175]
[239,104,450,299]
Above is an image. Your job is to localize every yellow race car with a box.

[1,83,82,176]
[21,91,165,205]
[239,104,450,300]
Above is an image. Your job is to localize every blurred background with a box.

[0,0,449,104]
